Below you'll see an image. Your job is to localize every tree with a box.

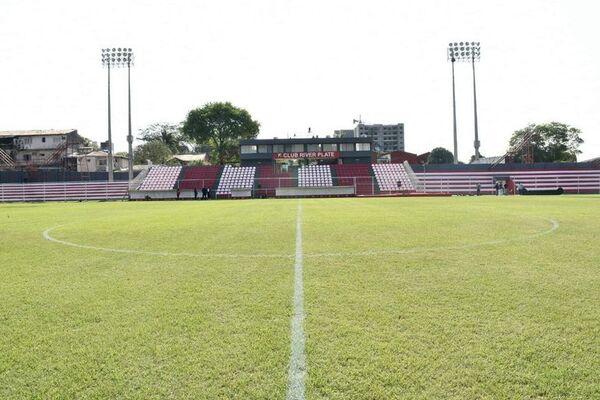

[137,123,189,154]
[80,136,99,151]
[427,147,454,164]
[133,141,173,165]
[182,102,260,165]
[509,122,584,162]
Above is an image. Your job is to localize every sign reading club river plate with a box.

[273,151,340,159]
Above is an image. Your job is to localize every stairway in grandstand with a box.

[215,165,256,196]
[0,148,15,167]
[372,163,415,192]
[332,164,375,195]
[138,166,182,191]
[298,165,333,187]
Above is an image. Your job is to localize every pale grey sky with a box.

[0,0,598,161]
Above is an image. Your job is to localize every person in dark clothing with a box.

[476,183,481,196]
[194,187,198,200]
[206,187,211,199]
[503,182,508,195]
[494,182,500,196]
[176,187,181,200]
[201,187,208,200]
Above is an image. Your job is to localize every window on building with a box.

[99,159,107,166]
[241,145,257,154]
[42,137,46,143]
[273,144,284,153]
[24,154,31,161]
[340,143,354,152]
[284,144,293,152]
[291,144,304,152]
[356,143,371,151]
[322,143,337,151]
[306,143,321,151]
[258,145,271,153]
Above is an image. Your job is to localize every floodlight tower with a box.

[101,47,134,182]
[125,48,134,181]
[447,44,459,164]
[448,41,482,161]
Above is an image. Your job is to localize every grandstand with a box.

[414,167,600,195]
[138,166,182,191]
[372,163,415,192]
[215,165,256,196]
[255,165,294,197]
[6,160,598,202]
[178,165,221,191]
[298,165,333,187]
[0,181,128,202]
[332,164,374,195]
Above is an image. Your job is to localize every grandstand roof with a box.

[172,154,208,163]
[0,129,77,138]
[80,151,128,159]
[470,156,505,165]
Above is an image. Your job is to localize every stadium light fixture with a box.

[448,41,482,161]
[101,47,135,182]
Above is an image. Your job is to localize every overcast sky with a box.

[0,0,598,161]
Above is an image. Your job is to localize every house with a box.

[0,129,82,167]
[75,151,129,173]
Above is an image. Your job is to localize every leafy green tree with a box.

[182,102,260,165]
[509,122,584,162]
[137,123,189,154]
[133,141,173,165]
[427,147,455,164]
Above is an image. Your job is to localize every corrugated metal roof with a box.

[0,129,77,138]
[172,153,208,162]
[79,151,128,159]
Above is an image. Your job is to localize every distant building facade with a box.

[0,129,82,167]
[333,129,355,138]
[354,123,404,152]
[333,123,405,152]
[74,151,129,173]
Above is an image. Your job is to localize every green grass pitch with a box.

[1,196,599,399]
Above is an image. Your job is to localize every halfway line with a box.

[287,203,306,400]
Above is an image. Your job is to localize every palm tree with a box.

[137,123,189,154]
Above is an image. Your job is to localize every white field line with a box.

[42,226,293,259]
[304,219,560,258]
[287,203,306,400]
[42,218,560,259]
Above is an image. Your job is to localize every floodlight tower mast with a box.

[447,45,459,164]
[101,49,114,182]
[470,42,482,160]
[448,41,482,161]
[101,47,134,182]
